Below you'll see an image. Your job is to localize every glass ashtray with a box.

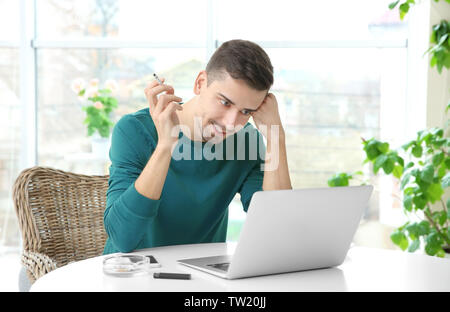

[103,254,150,277]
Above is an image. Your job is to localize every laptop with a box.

[177,185,373,279]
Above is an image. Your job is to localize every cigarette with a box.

[153,73,183,104]
[153,73,163,84]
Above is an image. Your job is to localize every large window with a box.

[1,0,409,258]
[37,48,205,174]
[0,0,21,253]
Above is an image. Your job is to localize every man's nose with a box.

[223,108,240,130]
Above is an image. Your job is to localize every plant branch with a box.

[441,199,449,228]
[425,205,450,245]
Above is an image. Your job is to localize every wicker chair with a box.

[12,166,109,285]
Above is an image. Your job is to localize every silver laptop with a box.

[177,185,373,279]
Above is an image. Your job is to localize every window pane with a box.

[227,47,406,241]
[36,0,207,42]
[0,48,21,249]
[37,48,205,174]
[269,47,407,217]
[217,0,408,42]
[0,0,20,41]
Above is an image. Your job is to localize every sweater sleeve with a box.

[238,130,266,212]
[103,114,161,253]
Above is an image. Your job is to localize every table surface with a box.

[30,243,450,292]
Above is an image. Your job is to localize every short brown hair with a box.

[205,39,274,91]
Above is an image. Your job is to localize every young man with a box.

[103,39,292,254]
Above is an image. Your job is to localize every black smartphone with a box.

[146,255,161,268]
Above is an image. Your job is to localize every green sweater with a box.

[103,107,265,254]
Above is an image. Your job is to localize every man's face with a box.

[194,70,268,142]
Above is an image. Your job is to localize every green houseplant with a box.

[328,1,450,257]
[328,114,450,257]
[390,0,450,73]
[71,78,118,138]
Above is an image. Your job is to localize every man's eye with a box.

[220,99,230,106]
[241,109,251,116]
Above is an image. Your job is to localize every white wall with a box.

[410,0,450,214]
[427,0,450,129]
[428,1,450,213]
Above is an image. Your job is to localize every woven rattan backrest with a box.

[13,166,109,267]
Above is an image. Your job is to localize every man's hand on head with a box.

[251,93,284,141]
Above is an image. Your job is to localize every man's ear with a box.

[193,70,208,95]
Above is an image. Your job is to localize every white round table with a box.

[30,243,450,292]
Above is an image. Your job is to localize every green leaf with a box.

[86,106,96,114]
[436,249,446,258]
[427,231,443,244]
[425,243,441,256]
[99,89,111,95]
[410,168,420,178]
[430,127,444,138]
[404,187,414,195]
[424,232,443,256]
[382,158,395,174]
[438,33,449,46]
[393,165,403,179]
[364,140,381,160]
[446,157,450,168]
[413,194,427,210]
[437,60,444,73]
[374,154,388,174]
[393,154,405,167]
[328,173,351,187]
[420,164,434,184]
[398,221,411,232]
[401,172,412,189]
[418,130,427,142]
[109,97,118,108]
[426,183,444,203]
[444,53,450,69]
[417,220,431,236]
[99,127,110,138]
[403,194,413,211]
[408,239,420,252]
[433,139,446,148]
[377,142,389,154]
[432,211,447,226]
[416,179,431,193]
[406,223,419,240]
[391,231,409,251]
[402,140,415,151]
[405,221,430,241]
[412,145,423,158]
[441,172,450,188]
[399,3,410,20]
[388,0,400,9]
[430,29,437,44]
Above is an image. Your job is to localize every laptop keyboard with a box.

[207,262,230,272]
